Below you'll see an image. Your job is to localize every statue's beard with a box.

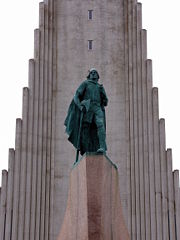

[92,77,98,81]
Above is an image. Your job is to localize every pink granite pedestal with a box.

[57,154,130,240]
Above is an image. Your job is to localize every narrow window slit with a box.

[88,10,93,20]
[88,40,93,50]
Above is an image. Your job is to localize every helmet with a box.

[87,68,100,80]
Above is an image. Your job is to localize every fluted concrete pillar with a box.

[49,0,56,237]
[132,2,141,238]
[141,29,151,240]
[35,3,45,239]
[136,4,145,239]
[5,149,15,240]
[40,3,48,240]
[124,0,131,235]
[18,88,29,240]
[12,119,22,240]
[24,59,35,240]
[147,59,156,240]
[152,87,162,240]
[167,149,176,240]
[0,1,179,240]
[128,0,136,238]
[30,28,40,240]
[159,119,169,240]
[0,188,1,210]
[0,170,8,240]
[173,170,180,239]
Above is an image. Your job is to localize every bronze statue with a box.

[64,69,108,162]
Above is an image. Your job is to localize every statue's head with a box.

[87,68,99,81]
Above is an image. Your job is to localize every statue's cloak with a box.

[64,99,106,155]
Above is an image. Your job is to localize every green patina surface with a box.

[64,69,108,161]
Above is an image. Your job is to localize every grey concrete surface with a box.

[173,170,180,240]
[0,170,7,240]
[147,59,156,240]
[141,29,151,240]
[167,149,176,240]
[35,3,45,239]
[54,0,127,237]
[159,119,169,240]
[24,59,35,240]
[0,1,179,240]
[18,88,29,240]
[152,87,163,240]
[5,149,15,240]
[11,119,22,240]
[29,28,40,240]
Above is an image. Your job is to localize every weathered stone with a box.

[58,154,130,240]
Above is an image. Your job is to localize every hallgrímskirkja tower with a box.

[0,0,179,239]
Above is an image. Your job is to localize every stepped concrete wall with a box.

[0,1,179,240]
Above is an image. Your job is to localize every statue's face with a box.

[89,70,99,80]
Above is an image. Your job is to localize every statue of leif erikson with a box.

[64,69,108,162]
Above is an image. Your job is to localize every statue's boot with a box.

[97,127,106,153]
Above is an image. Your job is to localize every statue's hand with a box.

[80,105,86,113]
[80,99,90,113]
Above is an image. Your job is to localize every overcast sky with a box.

[0,0,179,178]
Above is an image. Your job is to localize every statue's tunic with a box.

[74,79,108,123]
[65,79,108,155]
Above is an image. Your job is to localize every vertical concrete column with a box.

[179,189,180,238]
[18,88,29,240]
[0,188,1,210]
[128,0,136,238]
[0,187,1,232]
[141,29,151,240]
[5,149,15,240]
[152,87,162,240]
[49,0,56,237]
[0,170,8,240]
[28,59,35,91]
[132,2,141,238]
[159,119,169,240]
[142,27,150,240]
[0,187,1,233]
[11,119,22,240]
[40,3,49,240]
[124,0,131,235]
[137,3,149,239]
[136,4,145,239]
[167,149,176,240]
[146,59,156,240]
[24,59,35,240]
[30,28,40,240]
[0,187,1,228]
[35,3,45,240]
[44,2,54,239]
[173,170,180,239]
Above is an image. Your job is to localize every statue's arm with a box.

[73,81,87,110]
[100,85,108,107]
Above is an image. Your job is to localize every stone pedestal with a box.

[57,154,130,240]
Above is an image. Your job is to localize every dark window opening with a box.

[88,40,93,50]
[88,10,93,20]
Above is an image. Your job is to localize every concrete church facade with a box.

[0,0,179,239]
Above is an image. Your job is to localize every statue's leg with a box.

[94,108,107,152]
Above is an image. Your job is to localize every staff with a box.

[75,99,90,163]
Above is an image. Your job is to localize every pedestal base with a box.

[57,154,130,240]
